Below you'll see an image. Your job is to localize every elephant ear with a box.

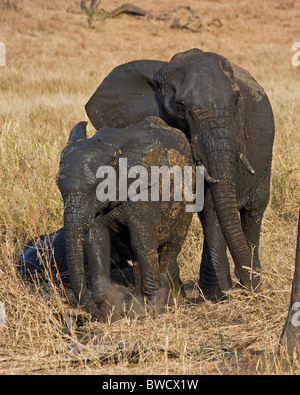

[85,60,167,130]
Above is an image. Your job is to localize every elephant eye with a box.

[176,102,186,116]
[234,92,240,106]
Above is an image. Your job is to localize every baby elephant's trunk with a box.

[64,194,103,319]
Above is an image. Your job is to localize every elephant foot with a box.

[93,283,146,322]
[198,285,228,303]
[173,286,186,307]
[234,269,261,293]
[92,285,185,322]
[147,288,169,310]
[144,287,185,314]
[83,300,107,321]
[199,272,232,302]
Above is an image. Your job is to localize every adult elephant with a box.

[85,48,275,299]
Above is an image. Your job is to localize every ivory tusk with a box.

[203,166,219,184]
[196,160,219,184]
[239,152,255,175]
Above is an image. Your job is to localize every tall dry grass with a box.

[0,0,299,374]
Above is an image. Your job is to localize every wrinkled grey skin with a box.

[86,48,275,299]
[281,210,300,356]
[57,117,194,319]
[18,228,135,288]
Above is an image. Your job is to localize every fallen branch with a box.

[110,4,203,32]
[110,3,151,18]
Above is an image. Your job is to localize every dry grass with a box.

[0,0,299,374]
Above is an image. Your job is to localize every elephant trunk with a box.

[192,111,256,290]
[209,168,255,289]
[63,193,103,319]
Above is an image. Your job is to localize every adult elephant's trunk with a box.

[209,167,255,289]
[191,111,256,290]
[64,193,103,319]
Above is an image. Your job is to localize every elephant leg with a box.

[129,225,164,306]
[158,243,184,304]
[85,220,111,304]
[238,163,271,289]
[198,192,232,300]
[135,245,164,305]
[239,208,263,289]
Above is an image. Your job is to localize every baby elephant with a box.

[57,117,196,320]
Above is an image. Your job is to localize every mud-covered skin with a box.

[85,48,275,299]
[57,117,194,320]
[18,228,135,287]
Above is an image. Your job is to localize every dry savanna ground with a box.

[0,0,299,374]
